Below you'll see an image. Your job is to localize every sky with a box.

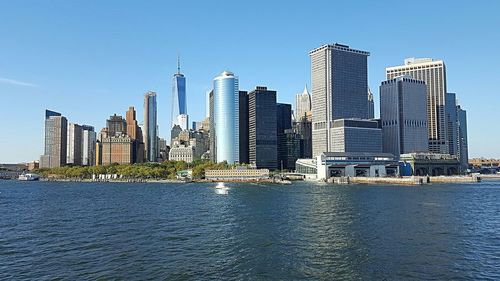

[1,0,499,163]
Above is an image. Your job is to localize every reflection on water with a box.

[0,181,499,280]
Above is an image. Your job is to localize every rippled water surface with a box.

[1,180,499,280]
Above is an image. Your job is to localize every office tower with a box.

[445,93,458,156]
[386,58,449,154]
[293,112,313,158]
[248,87,277,169]
[310,43,370,157]
[380,76,428,158]
[172,57,188,128]
[81,125,96,166]
[171,125,182,145]
[367,88,375,119]
[331,119,382,153]
[239,91,249,164]
[213,71,239,164]
[40,110,68,168]
[144,91,158,162]
[283,129,301,170]
[192,121,203,131]
[107,114,127,137]
[205,90,211,118]
[295,85,311,121]
[67,123,83,165]
[457,105,468,172]
[277,103,292,169]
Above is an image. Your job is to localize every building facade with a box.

[295,85,311,121]
[310,44,370,157]
[40,110,68,168]
[330,119,382,153]
[169,146,195,163]
[380,76,428,158]
[457,105,468,172]
[66,123,83,165]
[82,125,96,166]
[277,103,292,169]
[213,71,239,164]
[239,91,249,164]
[386,58,449,154]
[445,93,458,157]
[98,132,133,165]
[367,88,375,119]
[107,114,127,137]
[248,87,277,169]
[172,59,187,129]
[144,91,158,162]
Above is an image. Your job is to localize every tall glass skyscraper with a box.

[213,71,239,164]
[171,58,187,129]
[144,91,158,162]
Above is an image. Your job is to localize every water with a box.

[1,180,499,280]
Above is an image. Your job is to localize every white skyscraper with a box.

[386,58,449,154]
[295,85,311,121]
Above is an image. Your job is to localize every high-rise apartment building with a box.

[310,43,370,157]
[380,76,428,158]
[248,87,277,169]
[107,114,127,137]
[386,58,449,154]
[295,85,311,121]
[67,123,83,165]
[40,110,68,168]
[213,71,239,164]
[144,91,158,162]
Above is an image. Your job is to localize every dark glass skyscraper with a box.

[248,87,277,169]
[239,91,249,164]
[277,103,292,169]
[144,91,158,162]
[172,58,187,129]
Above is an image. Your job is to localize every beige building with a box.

[169,146,195,163]
[386,58,448,154]
[97,133,133,165]
[205,169,270,181]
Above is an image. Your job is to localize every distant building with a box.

[176,114,189,131]
[445,93,458,157]
[295,85,311,121]
[282,129,301,170]
[380,76,428,158]
[239,91,249,164]
[98,131,133,165]
[293,112,313,158]
[172,57,188,129]
[82,125,96,166]
[40,110,68,168]
[330,119,382,153]
[213,71,239,164]
[248,87,277,169]
[386,58,449,154]
[457,105,468,172]
[367,88,375,119]
[169,146,195,163]
[144,91,158,162]
[192,121,203,131]
[205,168,270,181]
[277,103,292,169]
[125,106,145,163]
[400,153,460,176]
[310,44,370,157]
[107,114,127,137]
[67,123,83,165]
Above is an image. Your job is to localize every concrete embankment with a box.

[428,175,481,183]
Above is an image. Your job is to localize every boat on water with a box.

[214,182,229,195]
[18,173,40,181]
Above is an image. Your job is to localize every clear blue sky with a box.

[1,0,499,163]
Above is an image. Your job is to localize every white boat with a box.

[214,182,229,195]
[18,173,40,181]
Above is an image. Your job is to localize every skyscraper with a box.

[367,88,375,119]
[380,76,428,158]
[239,91,249,164]
[213,71,239,164]
[126,106,145,163]
[40,110,68,168]
[67,123,83,165]
[107,114,127,137]
[81,125,96,166]
[277,103,292,169]
[445,93,458,156]
[386,58,449,154]
[171,57,187,129]
[310,43,370,157]
[295,85,311,121]
[248,87,277,169]
[144,91,158,162]
[457,105,468,172]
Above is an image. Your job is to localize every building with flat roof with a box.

[310,43,370,157]
[400,153,460,176]
[169,146,195,163]
[330,119,382,153]
[205,168,270,181]
[40,110,67,168]
[67,123,83,165]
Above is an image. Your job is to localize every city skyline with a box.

[1,1,500,163]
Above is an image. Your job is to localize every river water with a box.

[1,180,499,280]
